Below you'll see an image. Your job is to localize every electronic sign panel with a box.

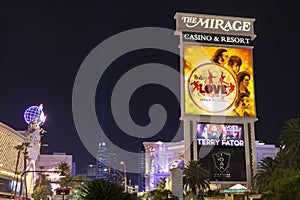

[184,45,255,117]
[197,123,246,181]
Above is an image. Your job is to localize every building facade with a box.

[35,153,74,175]
[0,121,42,199]
[143,141,184,191]
[255,141,279,169]
[142,140,279,193]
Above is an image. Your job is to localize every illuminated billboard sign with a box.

[197,123,244,147]
[199,147,246,182]
[184,45,255,117]
[197,123,246,181]
[174,12,256,39]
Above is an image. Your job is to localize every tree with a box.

[57,162,72,189]
[278,117,300,169]
[67,174,90,200]
[254,117,300,199]
[58,161,71,176]
[261,168,300,200]
[21,142,31,199]
[254,156,278,192]
[79,178,133,200]
[183,160,210,198]
[12,144,24,199]
[144,178,179,200]
[16,142,31,199]
[32,172,52,200]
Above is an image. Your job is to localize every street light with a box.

[120,161,127,192]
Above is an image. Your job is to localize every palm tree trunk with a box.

[19,143,29,200]
[12,151,20,198]
[12,145,23,199]
[24,150,28,199]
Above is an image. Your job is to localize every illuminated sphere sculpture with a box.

[23,105,46,125]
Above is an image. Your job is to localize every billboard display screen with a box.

[184,45,255,117]
[197,123,244,147]
[197,123,246,181]
[198,146,246,181]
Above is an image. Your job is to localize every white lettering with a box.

[183,33,213,41]
[221,140,244,146]
[181,16,252,33]
[220,36,250,44]
[242,22,251,31]
[222,21,233,31]
[197,139,220,145]
[232,21,242,31]
[214,19,224,30]
[225,125,242,132]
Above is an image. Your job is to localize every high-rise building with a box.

[96,142,121,184]
[85,164,97,180]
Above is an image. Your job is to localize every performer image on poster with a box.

[211,48,230,67]
[201,124,209,139]
[236,71,251,96]
[228,55,242,76]
[230,93,251,116]
[207,124,226,139]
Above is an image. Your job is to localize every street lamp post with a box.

[120,161,127,192]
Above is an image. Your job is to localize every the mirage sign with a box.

[174,12,256,39]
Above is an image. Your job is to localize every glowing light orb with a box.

[23,104,46,125]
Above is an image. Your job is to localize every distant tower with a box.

[96,142,119,184]
[86,164,97,180]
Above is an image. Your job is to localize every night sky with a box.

[1,0,299,178]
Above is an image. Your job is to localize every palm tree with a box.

[262,168,300,199]
[145,178,179,200]
[32,169,52,200]
[278,117,300,169]
[38,166,45,187]
[79,178,133,200]
[69,174,90,188]
[183,160,210,198]
[254,156,278,192]
[12,144,24,199]
[32,185,52,200]
[58,161,71,176]
[21,142,31,199]
[67,174,90,200]
[57,161,72,188]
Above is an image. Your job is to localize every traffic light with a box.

[55,187,71,195]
